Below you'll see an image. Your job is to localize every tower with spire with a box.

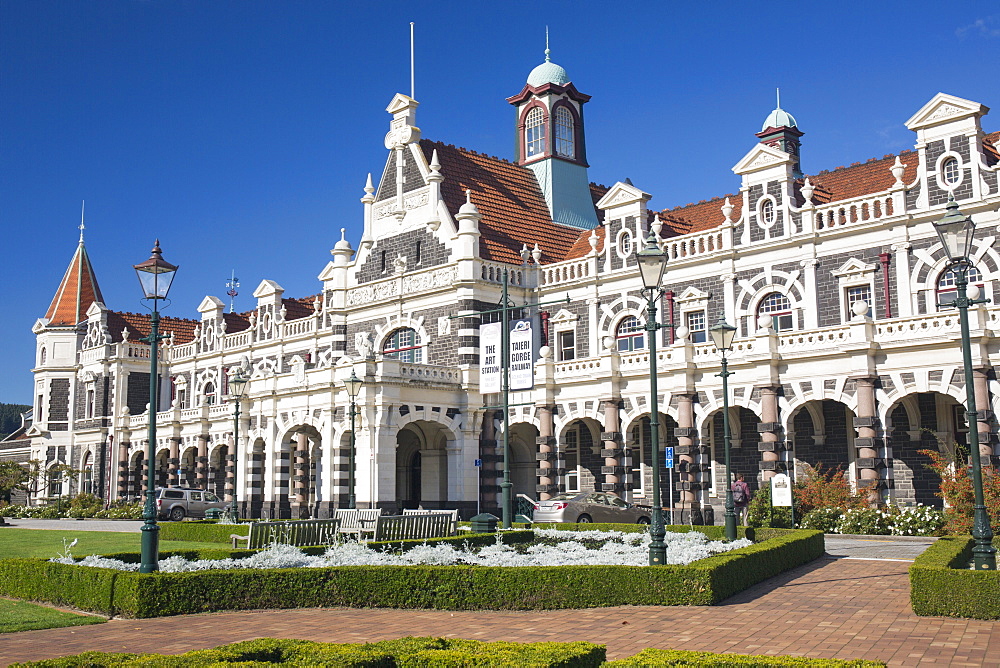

[506,35,597,229]
[756,89,804,176]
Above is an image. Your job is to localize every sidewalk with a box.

[2,541,998,667]
[1,519,144,532]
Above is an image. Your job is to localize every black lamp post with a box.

[933,196,996,570]
[636,230,669,565]
[133,240,178,574]
[709,318,738,541]
[343,371,363,509]
[228,366,249,521]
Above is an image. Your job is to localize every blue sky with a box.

[1,1,998,403]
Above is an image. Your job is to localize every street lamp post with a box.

[933,196,996,570]
[133,240,178,574]
[228,366,249,521]
[709,318,738,541]
[343,371,363,509]
[636,231,669,565]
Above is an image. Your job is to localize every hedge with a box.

[909,536,1000,619]
[158,521,238,544]
[10,636,606,667]
[0,530,821,618]
[605,648,884,667]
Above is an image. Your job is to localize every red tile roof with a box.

[565,225,605,260]
[657,193,743,236]
[44,241,104,326]
[109,311,198,344]
[984,131,999,165]
[420,140,587,265]
[805,151,919,205]
[282,295,319,321]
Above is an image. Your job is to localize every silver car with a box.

[155,487,228,521]
[533,492,651,524]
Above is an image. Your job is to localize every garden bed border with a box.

[909,536,1000,619]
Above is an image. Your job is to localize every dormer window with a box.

[760,199,775,226]
[554,107,575,158]
[942,158,960,186]
[525,107,546,158]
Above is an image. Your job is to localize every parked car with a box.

[532,492,652,524]
[155,487,227,521]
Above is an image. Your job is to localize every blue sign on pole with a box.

[474,459,483,467]
[664,446,674,469]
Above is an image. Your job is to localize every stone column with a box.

[168,437,180,487]
[536,405,556,500]
[757,386,784,482]
[117,440,130,499]
[852,376,885,506]
[973,367,996,464]
[224,437,235,503]
[293,432,309,517]
[196,434,209,486]
[673,393,703,524]
[601,399,623,496]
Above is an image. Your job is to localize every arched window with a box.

[383,327,422,363]
[525,107,546,158]
[82,454,93,495]
[759,292,794,331]
[942,158,960,186]
[760,199,775,226]
[203,382,216,406]
[554,106,575,158]
[937,265,983,310]
[40,347,47,366]
[615,316,645,352]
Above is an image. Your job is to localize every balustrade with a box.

[814,194,895,231]
[542,259,592,286]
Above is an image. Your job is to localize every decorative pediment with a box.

[86,302,106,318]
[832,258,877,279]
[550,308,579,324]
[596,182,652,210]
[675,286,711,305]
[31,318,49,334]
[386,93,418,115]
[905,93,988,131]
[197,296,226,314]
[732,143,793,175]
[252,280,285,298]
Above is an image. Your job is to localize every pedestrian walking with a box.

[732,474,751,525]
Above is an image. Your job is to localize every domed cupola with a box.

[756,89,804,177]
[505,38,597,230]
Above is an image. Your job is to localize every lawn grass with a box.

[0,598,106,633]
[0,528,225,559]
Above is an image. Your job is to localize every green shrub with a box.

[746,483,797,529]
[605,648,884,666]
[800,508,843,533]
[94,501,143,519]
[835,508,891,535]
[886,505,945,536]
[909,536,1000,619]
[12,636,605,667]
[158,521,244,544]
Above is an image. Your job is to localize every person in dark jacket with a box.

[732,473,751,525]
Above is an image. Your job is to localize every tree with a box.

[20,460,80,506]
[0,402,31,440]
[0,461,29,504]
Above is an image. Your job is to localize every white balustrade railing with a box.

[554,357,602,377]
[617,348,675,369]
[282,317,315,338]
[480,262,525,286]
[813,193,896,231]
[225,331,252,348]
[874,311,961,342]
[542,258,592,287]
[171,343,194,359]
[396,363,462,383]
[663,230,726,262]
[777,326,851,352]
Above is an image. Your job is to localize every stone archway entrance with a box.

[395,420,451,511]
[888,392,966,507]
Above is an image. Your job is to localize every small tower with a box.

[756,90,804,177]
[506,40,597,230]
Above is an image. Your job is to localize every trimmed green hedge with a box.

[158,521,242,543]
[605,648,883,666]
[11,636,606,667]
[909,536,1000,619]
[539,523,762,542]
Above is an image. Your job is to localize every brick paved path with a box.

[3,556,999,667]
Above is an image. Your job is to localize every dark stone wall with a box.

[127,372,151,415]
[47,379,70,431]
[355,229,451,284]
[926,137,974,206]
[812,246,892,327]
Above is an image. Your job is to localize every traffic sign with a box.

[664,446,674,469]
[474,459,483,467]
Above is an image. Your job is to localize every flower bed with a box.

[0,529,823,618]
[909,535,1000,619]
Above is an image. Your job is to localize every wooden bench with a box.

[402,508,459,535]
[230,518,340,549]
[372,513,453,542]
[334,508,383,537]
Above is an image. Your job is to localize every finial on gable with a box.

[545,26,550,62]
[79,200,86,244]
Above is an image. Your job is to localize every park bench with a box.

[372,513,453,542]
[230,518,340,549]
[334,508,383,537]
[402,508,459,535]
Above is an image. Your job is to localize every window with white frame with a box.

[942,158,960,187]
[554,106,575,158]
[203,382,216,406]
[759,198,776,227]
[686,311,707,343]
[40,347,47,366]
[758,292,794,331]
[937,265,984,310]
[383,327,422,363]
[558,330,575,361]
[845,285,872,319]
[82,459,93,495]
[525,107,546,158]
[616,229,633,258]
[86,388,96,419]
[47,470,61,498]
[615,315,645,352]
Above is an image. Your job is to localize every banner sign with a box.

[771,473,793,507]
[479,322,502,394]
[509,318,535,391]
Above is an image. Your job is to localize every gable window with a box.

[759,199,775,226]
[616,316,645,352]
[937,265,983,310]
[383,327,422,363]
[554,106,575,158]
[525,107,546,158]
[558,330,576,361]
[846,285,872,319]
[759,292,794,331]
[686,311,707,343]
[942,158,960,186]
